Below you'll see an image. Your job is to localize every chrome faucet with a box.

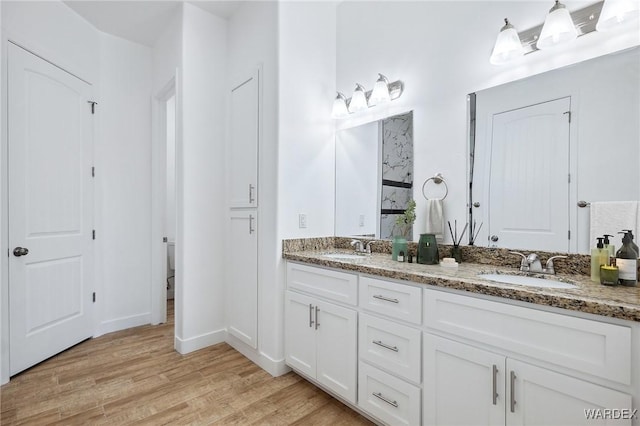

[351,239,374,254]
[510,252,567,275]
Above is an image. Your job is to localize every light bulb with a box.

[370,74,391,105]
[597,0,640,31]
[537,0,578,50]
[490,18,524,65]
[331,92,349,118]
[348,84,368,113]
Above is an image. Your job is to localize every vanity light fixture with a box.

[596,0,640,31]
[348,83,368,113]
[369,74,392,105]
[490,18,525,65]
[333,74,404,118]
[332,92,349,118]
[537,0,578,50]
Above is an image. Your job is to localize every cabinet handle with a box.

[373,392,398,408]
[492,364,498,405]
[510,370,517,413]
[309,304,314,328]
[373,340,399,352]
[373,294,399,304]
[249,214,255,234]
[315,306,320,329]
[249,184,255,203]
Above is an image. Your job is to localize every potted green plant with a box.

[392,199,416,261]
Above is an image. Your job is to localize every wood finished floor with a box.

[0,300,373,425]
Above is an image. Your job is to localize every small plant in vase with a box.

[392,199,416,261]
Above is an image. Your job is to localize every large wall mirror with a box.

[335,111,413,240]
[470,46,639,254]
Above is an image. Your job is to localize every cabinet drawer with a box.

[358,362,421,426]
[359,313,421,383]
[359,276,422,324]
[286,262,358,305]
[424,289,632,385]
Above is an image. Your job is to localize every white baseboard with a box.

[95,313,151,337]
[225,333,290,377]
[175,328,226,354]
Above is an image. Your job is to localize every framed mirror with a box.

[335,111,413,240]
[469,46,640,254]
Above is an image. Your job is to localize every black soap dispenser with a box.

[616,231,638,286]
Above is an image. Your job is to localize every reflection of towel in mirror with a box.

[425,199,444,242]
[589,201,638,247]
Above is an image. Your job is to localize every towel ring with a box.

[422,173,448,201]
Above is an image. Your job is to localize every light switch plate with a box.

[299,214,307,229]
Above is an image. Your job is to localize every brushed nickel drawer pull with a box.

[373,392,398,408]
[315,306,320,329]
[510,370,517,413]
[492,364,498,405]
[249,184,256,203]
[373,294,399,304]
[309,304,314,328]
[373,340,399,352]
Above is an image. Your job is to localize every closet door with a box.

[227,211,258,348]
[229,69,259,209]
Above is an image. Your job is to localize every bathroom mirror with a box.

[469,46,640,254]
[335,111,413,240]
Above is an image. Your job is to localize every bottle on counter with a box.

[603,234,615,260]
[591,237,609,282]
[616,231,638,286]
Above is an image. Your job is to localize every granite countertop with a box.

[283,249,640,323]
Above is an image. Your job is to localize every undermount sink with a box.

[321,253,367,261]
[478,273,577,289]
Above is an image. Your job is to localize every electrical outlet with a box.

[299,213,307,229]
[359,215,365,227]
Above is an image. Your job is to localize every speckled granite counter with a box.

[283,242,640,323]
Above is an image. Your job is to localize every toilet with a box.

[167,241,175,299]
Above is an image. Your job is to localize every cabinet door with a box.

[423,334,506,426]
[229,69,259,208]
[284,290,316,378]
[227,211,258,348]
[507,359,633,426]
[315,299,358,404]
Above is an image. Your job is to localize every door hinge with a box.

[163,237,168,243]
[568,230,571,240]
[92,166,95,177]
[563,111,571,123]
[92,230,96,240]
[568,173,571,183]
[88,101,98,114]
[92,292,96,303]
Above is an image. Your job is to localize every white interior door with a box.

[8,43,94,375]
[488,97,571,252]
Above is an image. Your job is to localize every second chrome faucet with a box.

[510,252,567,275]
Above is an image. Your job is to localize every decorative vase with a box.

[417,233,439,264]
[391,236,408,261]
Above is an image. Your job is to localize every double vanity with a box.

[283,237,640,425]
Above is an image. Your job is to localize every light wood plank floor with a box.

[1,301,373,425]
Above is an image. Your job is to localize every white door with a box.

[8,43,94,375]
[229,70,258,209]
[423,335,506,426]
[227,211,257,348]
[488,98,571,252]
[284,290,316,378]
[315,298,357,404]
[507,359,632,426]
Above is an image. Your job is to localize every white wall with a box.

[335,1,640,244]
[279,1,337,239]
[176,3,227,353]
[152,8,182,96]
[166,95,176,243]
[95,32,153,335]
[227,1,282,371]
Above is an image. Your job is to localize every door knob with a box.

[13,247,29,257]
[490,235,499,242]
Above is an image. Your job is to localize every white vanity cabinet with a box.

[284,263,358,404]
[423,289,634,426]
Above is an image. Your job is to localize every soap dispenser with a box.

[616,231,638,286]
[603,234,615,260]
[622,229,639,258]
[591,237,609,282]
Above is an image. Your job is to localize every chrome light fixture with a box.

[348,83,368,113]
[596,0,640,31]
[490,18,525,65]
[332,92,349,118]
[537,0,578,50]
[369,74,391,105]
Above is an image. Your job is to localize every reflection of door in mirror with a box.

[488,98,571,252]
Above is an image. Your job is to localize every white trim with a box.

[174,329,226,354]
[226,333,290,377]
[95,313,152,338]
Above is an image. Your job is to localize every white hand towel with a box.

[425,199,444,242]
[589,201,638,247]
